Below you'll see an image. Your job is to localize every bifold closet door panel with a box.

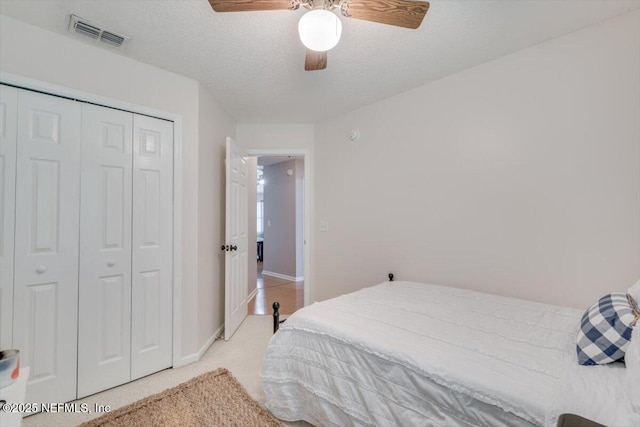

[130,114,173,380]
[77,104,133,398]
[0,85,17,350]
[13,90,81,403]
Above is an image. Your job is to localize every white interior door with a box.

[13,90,81,403]
[224,137,249,340]
[131,114,173,380]
[0,85,17,350]
[77,104,133,397]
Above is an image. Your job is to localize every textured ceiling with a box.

[1,0,638,123]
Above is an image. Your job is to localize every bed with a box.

[260,278,637,427]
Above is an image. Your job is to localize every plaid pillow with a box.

[576,293,637,366]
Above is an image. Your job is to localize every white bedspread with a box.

[261,281,637,427]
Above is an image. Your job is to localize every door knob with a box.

[107,260,116,267]
[221,245,229,251]
[231,245,238,251]
[36,266,47,274]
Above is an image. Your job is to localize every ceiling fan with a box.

[208,0,430,71]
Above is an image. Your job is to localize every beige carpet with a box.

[79,368,282,427]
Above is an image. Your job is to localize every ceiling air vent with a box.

[73,20,100,39]
[68,15,129,48]
[100,31,126,47]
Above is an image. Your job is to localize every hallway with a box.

[248,265,304,315]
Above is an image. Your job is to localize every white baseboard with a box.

[262,270,304,282]
[247,287,258,302]
[175,323,224,367]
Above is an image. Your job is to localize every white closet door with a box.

[13,90,81,403]
[0,85,17,350]
[77,104,133,398]
[131,114,173,380]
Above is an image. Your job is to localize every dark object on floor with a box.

[557,414,606,427]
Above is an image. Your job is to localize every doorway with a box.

[247,152,308,316]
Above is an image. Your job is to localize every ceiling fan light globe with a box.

[298,10,342,52]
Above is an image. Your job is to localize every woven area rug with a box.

[79,368,283,427]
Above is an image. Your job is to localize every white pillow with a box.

[628,280,640,305]
[626,325,640,413]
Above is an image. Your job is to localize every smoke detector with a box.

[68,15,129,48]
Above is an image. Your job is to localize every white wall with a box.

[0,15,231,362]
[197,84,236,351]
[237,124,314,151]
[263,160,299,278]
[314,10,640,309]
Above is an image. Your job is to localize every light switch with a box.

[267,220,271,227]
[319,221,329,232]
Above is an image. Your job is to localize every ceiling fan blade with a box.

[305,49,327,71]
[209,0,299,13]
[341,0,430,29]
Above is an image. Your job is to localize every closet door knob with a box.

[36,266,47,274]
[107,260,116,267]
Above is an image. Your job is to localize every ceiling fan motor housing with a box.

[301,0,340,11]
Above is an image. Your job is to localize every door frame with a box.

[0,72,185,368]
[247,148,312,307]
